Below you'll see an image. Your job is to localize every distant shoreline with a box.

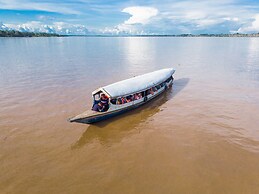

[67,34,259,37]
[0,30,61,37]
[0,30,259,37]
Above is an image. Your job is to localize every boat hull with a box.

[71,103,142,124]
[69,79,173,124]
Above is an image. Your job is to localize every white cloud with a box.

[1,0,259,34]
[122,6,158,25]
[159,0,255,31]
[100,24,144,35]
[52,22,90,34]
[236,14,259,33]
[5,21,55,33]
[0,0,80,14]
[196,19,222,28]
[0,22,10,30]
[100,6,158,35]
[224,17,239,22]
[37,15,55,21]
[100,1,247,35]
[3,21,90,35]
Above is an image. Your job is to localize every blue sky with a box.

[0,0,259,34]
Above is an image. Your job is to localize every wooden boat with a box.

[69,68,175,124]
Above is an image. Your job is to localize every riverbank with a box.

[1,30,258,37]
[0,30,61,37]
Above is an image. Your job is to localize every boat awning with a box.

[101,68,175,98]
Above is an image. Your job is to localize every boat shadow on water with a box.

[71,78,189,149]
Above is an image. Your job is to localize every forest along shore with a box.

[1,30,259,37]
[0,30,61,37]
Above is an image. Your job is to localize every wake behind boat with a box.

[69,68,175,124]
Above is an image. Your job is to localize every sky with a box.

[0,0,259,35]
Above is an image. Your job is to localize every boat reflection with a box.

[71,78,189,149]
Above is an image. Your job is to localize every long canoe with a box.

[69,68,175,124]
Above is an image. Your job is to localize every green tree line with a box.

[0,30,61,37]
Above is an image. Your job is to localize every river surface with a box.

[0,37,259,194]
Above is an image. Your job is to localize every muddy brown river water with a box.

[0,37,259,193]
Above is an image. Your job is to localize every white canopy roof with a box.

[100,68,175,98]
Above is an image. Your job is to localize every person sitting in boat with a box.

[92,93,109,112]
[126,95,133,103]
[150,88,154,95]
[117,98,122,105]
[121,97,126,104]
[110,99,117,105]
[134,93,140,100]
[134,93,142,100]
